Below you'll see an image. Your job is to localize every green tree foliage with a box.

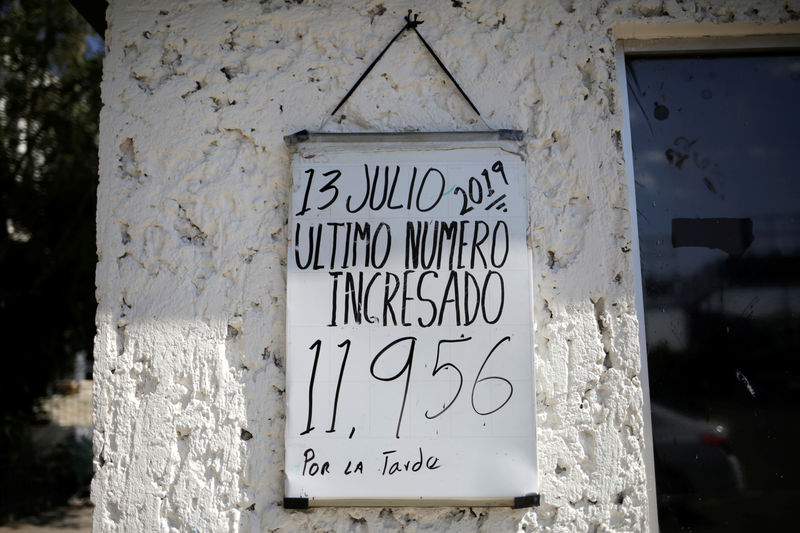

[0,0,101,509]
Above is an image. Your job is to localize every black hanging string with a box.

[330,11,482,118]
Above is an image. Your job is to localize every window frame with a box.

[614,23,800,533]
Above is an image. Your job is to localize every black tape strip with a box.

[513,493,540,508]
[284,497,309,509]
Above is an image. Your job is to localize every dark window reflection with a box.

[628,53,800,531]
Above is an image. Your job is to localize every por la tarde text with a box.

[302,447,441,477]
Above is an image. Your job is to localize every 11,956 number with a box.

[299,336,514,439]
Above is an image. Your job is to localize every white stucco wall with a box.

[92,0,798,531]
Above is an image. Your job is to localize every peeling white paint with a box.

[93,0,798,530]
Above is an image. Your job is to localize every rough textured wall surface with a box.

[92,0,797,531]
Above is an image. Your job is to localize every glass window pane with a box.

[627,53,800,531]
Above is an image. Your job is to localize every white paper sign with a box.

[284,133,537,506]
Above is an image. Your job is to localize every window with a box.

[625,50,800,531]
